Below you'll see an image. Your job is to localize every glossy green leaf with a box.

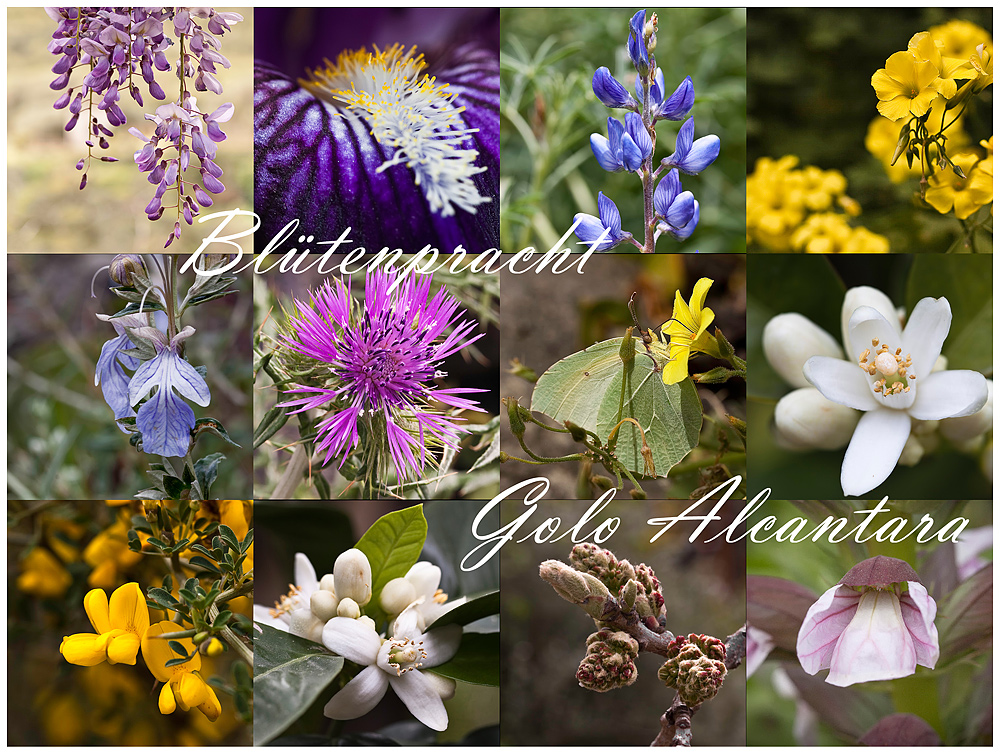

[253,623,344,745]
[426,591,500,631]
[355,505,428,627]
[430,632,500,686]
[905,256,992,374]
[530,335,702,477]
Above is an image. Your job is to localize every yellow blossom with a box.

[928,20,991,62]
[83,517,143,590]
[660,278,715,385]
[17,547,73,598]
[925,152,991,219]
[842,227,891,254]
[59,582,150,667]
[791,213,853,254]
[872,50,949,121]
[142,621,223,722]
[906,32,962,98]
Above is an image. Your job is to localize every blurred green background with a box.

[7,8,254,255]
[7,254,252,499]
[500,7,746,254]
[748,8,993,253]
[747,254,993,500]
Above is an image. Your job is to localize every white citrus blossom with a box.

[797,556,939,687]
[381,562,468,632]
[322,602,461,731]
[253,552,335,643]
[804,296,988,496]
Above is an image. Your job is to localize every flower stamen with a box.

[858,343,914,399]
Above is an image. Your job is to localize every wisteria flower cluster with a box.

[46,7,242,247]
[574,9,720,252]
[94,253,239,499]
[270,266,487,495]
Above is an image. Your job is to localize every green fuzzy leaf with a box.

[355,505,428,628]
[109,300,165,318]
[147,587,180,608]
[194,453,225,498]
[163,474,188,500]
[426,590,500,631]
[188,555,221,574]
[430,632,500,686]
[531,335,702,477]
[253,623,344,745]
[194,418,242,448]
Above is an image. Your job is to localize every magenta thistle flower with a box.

[277,268,487,485]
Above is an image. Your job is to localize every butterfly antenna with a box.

[628,292,654,349]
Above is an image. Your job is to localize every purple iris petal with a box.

[254,41,499,253]
[128,332,211,457]
[276,268,487,483]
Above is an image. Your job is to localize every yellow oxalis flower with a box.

[907,32,962,98]
[929,20,991,62]
[17,547,73,598]
[142,621,223,721]
[968,138,993,213]
[660,277,715,385]
[59,582,150,667]
[872,51,948,121]
[925,152,991,219]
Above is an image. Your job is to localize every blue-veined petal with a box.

[653,168,681,218]
[623,112,652,162]
[598,191,622,238]
[662,118,721,175]
[592,66,633,108]
[590,134,622,173]
[620,133,644,172]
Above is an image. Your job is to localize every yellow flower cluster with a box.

[746,156,888,253]
[925,137,993,219]
[871,22,992,122]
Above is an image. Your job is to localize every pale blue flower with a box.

[95,313,145,430]
[661,118,720,175]
[573,191,630,251]
[128,326,210,457]
[653,168,698,240]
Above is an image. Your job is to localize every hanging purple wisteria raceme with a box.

[253,9,500,253]
[46,7,242,248]
[276,267,487,492]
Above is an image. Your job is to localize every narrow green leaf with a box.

[254,406,290,449]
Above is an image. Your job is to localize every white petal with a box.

[898,581,939,669]
[422,671,457,700]
[388,670,450,731]
[322,617,382,665]
[908,370,989,421]
[827,590,917,686]
[392,602,424,639]
[901,297,952,380]
[293,552,319,595]
[421,624,463,667]
[252,604,287,631]
[848,306,902,368]
[841,408,912,497]
[804,356,879,411]
[940,380,993,442]
[842,286,900,350]
[406,562,442,600]
[763,313,843,389]
[796,584,861,674]
[323,665,389,720]
[773,387,860,450]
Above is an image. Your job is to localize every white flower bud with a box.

[319,573,337,593]
[356,616,377,633]
[310,589,339,622]
[334,548,372,606]
[405,561,442,597]
[897,434,924,467]
[380,577,418,615]
[422,671,457,701]
[289,607,324,643]
[763,313,843,388]
[337,597,361,619]
[841,286,900,347]
[941,380,992,442]
[773,388,860,450]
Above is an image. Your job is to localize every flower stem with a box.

[641,69,655,253]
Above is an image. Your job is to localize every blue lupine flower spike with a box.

[653,169,697,239]
[591,116,645,173]
[661,118,721,175]
[573,191,630,251]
